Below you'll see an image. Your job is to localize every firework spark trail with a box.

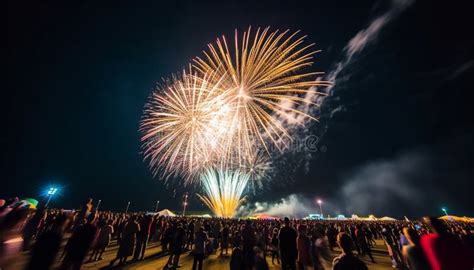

[193,27,330,165]
[197,169,250,218]
[237,149,272,191]
[140,69,237,182]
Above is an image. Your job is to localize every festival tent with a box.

[351,214,378,221]
[379,216,397,221]
[189,214,212,218]
[351,215,399,221]
[158,209,176,217]
[439,215,474,222]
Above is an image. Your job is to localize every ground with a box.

[11,239,394,269]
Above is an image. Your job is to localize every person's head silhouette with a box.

[424,216,447,235]
[337,232,353,254]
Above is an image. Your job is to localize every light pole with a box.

[317,199,323,219]
[96,199,102,211]
[154,200,160,212]
[441,207,448,216]
[125,201,130,214]
[45,187,58,207]
[182,193,188,216]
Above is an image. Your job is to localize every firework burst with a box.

[140,69,235,181]
[193,27,330,163]
[197,169,250,218]
[141,27,327,217]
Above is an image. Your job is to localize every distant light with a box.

[441,207,446,211]
[47,187,58,195]
[317,199,322,204]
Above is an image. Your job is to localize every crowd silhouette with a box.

[1,197,473,270]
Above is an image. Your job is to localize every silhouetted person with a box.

[230,247,244,270]
[270,231,280,264]
[279,217,297,270]
[349,225,360,255]
[355,225,375,263]
[254,246,269,270]
[22,207,46,251]
[232,230,242,248]
[186,220,195,250]
[89,219,114,261]
[192,227,208,270]
[26,213,69,270]
[332,232,368,270]
[381,225,403,267]
[162,223,174,252]
[134,215,152,260]
[242,219,257,269]
[297,224,313,270]
[221,224,230,255]
[60,214,98,270]
[420,216,474,270]
[326,225,337,251]
[74,198,93,228]
[166,223,185,269]
[402,227,430,270]
[110,215,140,266]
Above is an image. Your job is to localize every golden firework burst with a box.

[140,69,234,181]
[197,169,249,218]
[193,27,330,164]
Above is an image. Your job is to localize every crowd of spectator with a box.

[1,197,473,270]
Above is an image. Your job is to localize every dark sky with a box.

[5,0,473,217]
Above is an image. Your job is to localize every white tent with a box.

[351,214,378,221]
[379,216,397,221]
[189,214,212,218]
[368,215,378,221]
[158,209,176,217]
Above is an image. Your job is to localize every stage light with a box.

[317,199,323,219]
[47,187,58,195]
[441,207,448,216]
[45,187,59,207]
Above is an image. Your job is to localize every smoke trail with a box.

[281,0,415,125]
[267,0,416,186]
[324,0,414,99]
[238,194,316,218]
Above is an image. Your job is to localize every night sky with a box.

[5,0,473,218]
